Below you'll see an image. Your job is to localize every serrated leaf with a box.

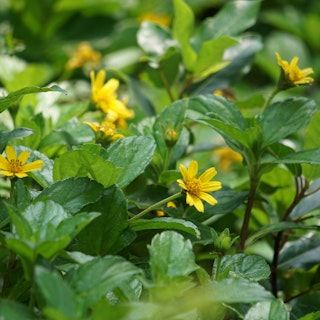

[148,231,198,283]
[35,266,83,319]
[130,217,200,239]
[75,185,129,255]
[53,149,121,188]
[107,136,156,188]
[66,256,142,308]
[0,85,68,113]
[218,254,271,281]
[36,177,103,214]
[244,300,289,320]
[260,98,318,148]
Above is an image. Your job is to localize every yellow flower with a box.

[275,52,314,87]
[214,147,242,171]
[84,120,124,142]
[90,70,134,128]
[0,146,43,178]
[177,160,222,212]
[138,12,171,27]
[155,201,177,217]
[66,42,101,70]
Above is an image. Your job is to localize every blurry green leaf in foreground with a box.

[0,128,34,153]
[0,85,68,113]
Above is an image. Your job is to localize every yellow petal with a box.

[100,78,119,96]
[0,154,9,170]
[201,181,222,192]
[199,167,217,182]
[187,160,198,178]
[5,146,16,161]
[22,160,44,172]
[199,192,218,205]
[15,172,28,178]
[192,196,204,212]
[0,170,14,177]
[177,179,187,190]
[178,163,188,181]
[17,150,30,165]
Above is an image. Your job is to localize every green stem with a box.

[163,148,172,171]
[158,67,175,102]
[214,254,222,281]
[261,87,280,113]
[239,175,259,252]
[129,192,182,221]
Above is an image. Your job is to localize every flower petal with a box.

[17,150,30,165]
[192,196,204,212]
[0,154,9,170]
[199,167,217,182]
[178,164,188,181]
[5,146,16,161]
[187,160,198,178]
[0,170,14,177]
[198,192,218,205]
[22,160,44,173]
[201,181,222,192]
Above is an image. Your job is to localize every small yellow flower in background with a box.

[138,12,171,27]
[0,146,43,178]
[84,120,124,143]
[275,52,314,87]
[156,201,177,217]
[66,42,101,70]
[90,70,134,128]
[164,127,178,147]
[177,160,222,213]
[213,88,235,101]
[214,147,243,172]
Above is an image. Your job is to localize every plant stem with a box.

[239,176,259,252]
[158,67,175,103]
[129,192,182,221]
[271,176,308,297]
[261,87,280,113]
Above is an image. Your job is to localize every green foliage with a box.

[0,0,320,319]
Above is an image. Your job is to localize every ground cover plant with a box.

[0,0,320,319]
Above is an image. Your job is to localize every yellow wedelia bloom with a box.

[84,121,124,142]
[138,12,171,27]
[275,52,314,86]
[177,160,222,212]
[0,146,43,178]
[90,70,134,128]
[214,147,242,171]
[66,42,101,70]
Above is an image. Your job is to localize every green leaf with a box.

[218,254,271,281]
[137,22,176,65]
[130,217,200,239]
[290,178,320,218]
[172,0,197,69]
[270,148,320,165]
[35,266,84,319]
[0,128,34,153]
[278,233,320,270]
[36,177,103,214]
[191,37,239,79]
[153,99,188,160]
[244,300,289,320]
[12,179,31,211]
[203,278,274,303]
[298,311,320,320]
[246,222,319,247]
[188,95,247,129]
[53,149,121,188]
[0,85,68,113]
[188,36,262,95]
[260,98,318,148]
[66,256,142,308]
[75,185,129,255]
[0,299,38,320]
[148,231,198,283]
[192,0,261,48]
[107,136,156,188]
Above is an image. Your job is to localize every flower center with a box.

[9,159,23,173]
[185,178,201,196]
